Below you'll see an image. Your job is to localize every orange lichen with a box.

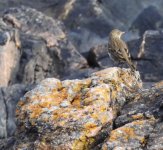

[132,114,144,120]
[72,94,82,107]
[84,122,97,129]
[132,120,145,125]
[72,134,95,150]
[28,105,43,119]
[109,127,135,142]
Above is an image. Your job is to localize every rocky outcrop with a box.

[14,68,141,149]
[0,68,162,149]
[102,81,163,149]
[136,30,163,82]
[0,2,163,149]
[1,6,88,84]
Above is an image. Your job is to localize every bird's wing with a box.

[119,40,136,70]
[117,40,131,61]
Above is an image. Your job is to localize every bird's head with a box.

[109,29,125,38]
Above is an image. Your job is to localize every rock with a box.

[0,84,32,139]
[130,6,163,35]
[0,28,21,87]
[14,68,142,149]
[2,6,88,83]
[102,120,155,149]
[146,122,163,150]
[88,44,114,68]
[3,6,65,47]
[136,30,163,82]
[106,81,163,150]
[1,1,163,54]
[94,30,163,82]
[15,34,55,84]
[87,43,136,69]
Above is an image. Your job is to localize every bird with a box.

[108,29,136,71]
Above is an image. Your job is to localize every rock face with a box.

[1,6,88,84]
[130,6,163,35]
[0,2,163,149]
[103,81,163,150]
[136,30,163,82]
[14,68,142,149]
[0,28,21,87]
[0,84,31,139]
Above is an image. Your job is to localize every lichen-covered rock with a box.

[146,122,163,150]
[110,81,163,150]
[15,67,142,149]
[102,119,155,150]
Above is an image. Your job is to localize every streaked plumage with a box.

[108,29,136,71]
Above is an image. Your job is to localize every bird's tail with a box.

[128,60,136,72]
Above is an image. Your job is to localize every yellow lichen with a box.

[28,105,43,119]
[132,114,144,120]
[109,127,135,142]
[72,134,95,150]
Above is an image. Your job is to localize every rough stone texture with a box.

[88,44,113,68]
[102,120,155,150]
[2,6,88,84]
[14,68,141,149]
[136,30,163,82]
[130,6,163,35]
[146,122,163,150]
[107,81,163,150]
[0,84,31,139]
[3,6,65,47]
[0,28,21,87]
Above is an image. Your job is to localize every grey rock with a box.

[0,28,21,87]
[87,44,112,68]
[130,6,163,35]
[146,122,163,150]
[16,34,55,84]
[2,6,88,83]
[0,84,32,139]
[136,30,163,82]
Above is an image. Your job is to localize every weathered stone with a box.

[111,82,163,150]
[0,84,31,139]
[136,30,163,82]
[102,119,155,150]
[15,68,142,149]
[130,6,163,35]
[146,122,163,150]
[2,6,88,83]
[3,6,65,47]
[88,44,113,68]
[0,28,21,87]
[15,34,55,84]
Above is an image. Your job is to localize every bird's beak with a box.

[121,31,125,34]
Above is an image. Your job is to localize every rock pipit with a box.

[108,29,136,71]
